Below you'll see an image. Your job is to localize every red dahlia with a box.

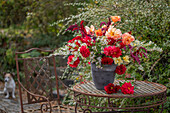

[67,55,80,68]
[115,64,126,75]
[107,37,116,45]
[104,46,122,58]
[81,36,92,46]
[101,57,113,65]
[114,85,121,92]
[80,46,90,58]
[121,82,134,94]
[104,83,120,94]
[67,36,82,51]
[119,42,125,49]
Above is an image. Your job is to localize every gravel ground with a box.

[0,82,42,113]
[0,82,80,113]
[0,82,21,113]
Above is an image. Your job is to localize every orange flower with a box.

[122,33,135,45]
[106,27,122,40]
[95,29,103,36]
[111,16,121,23]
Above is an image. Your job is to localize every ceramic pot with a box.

[91,63,117,90]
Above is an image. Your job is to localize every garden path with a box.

[0,82,49,113]
[0,82,77,113]
[0,81,21,113]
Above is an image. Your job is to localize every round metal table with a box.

[73,80,167,113]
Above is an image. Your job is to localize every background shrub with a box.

[0,0,85,79]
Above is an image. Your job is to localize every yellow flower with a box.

[123,55,130,63]
[76,77,79,80]
[114,57,123,66]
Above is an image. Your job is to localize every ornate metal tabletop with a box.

[73,80,167,113]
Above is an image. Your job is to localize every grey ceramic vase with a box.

[91,63,117,90]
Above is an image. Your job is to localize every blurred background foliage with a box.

[0,0,169,111]
[0,0,85,79]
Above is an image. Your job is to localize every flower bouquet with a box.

[54,16,162,92]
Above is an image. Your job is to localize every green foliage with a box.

[25,0,83,35]
[0,0,28,28]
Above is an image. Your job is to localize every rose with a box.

[122,33,135,45]
[115,64,126,75]
[121,82,134,94]
[80,46,90,58]
[104,46,122,58]
[67,55,80,68]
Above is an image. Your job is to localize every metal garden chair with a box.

[15,48,62,113]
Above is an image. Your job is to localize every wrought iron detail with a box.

[73,80,167,112]
[15,48,60,113]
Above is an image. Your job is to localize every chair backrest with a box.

[15,48,60,112]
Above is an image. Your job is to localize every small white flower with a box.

[70,48,75,51]
[74,51,78,55]
[96,37,100,41]
[148,41,152,45]
[97,57,101,61]
[81,43,87,46]
[138,65,144,71]
[78,40,82,44]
